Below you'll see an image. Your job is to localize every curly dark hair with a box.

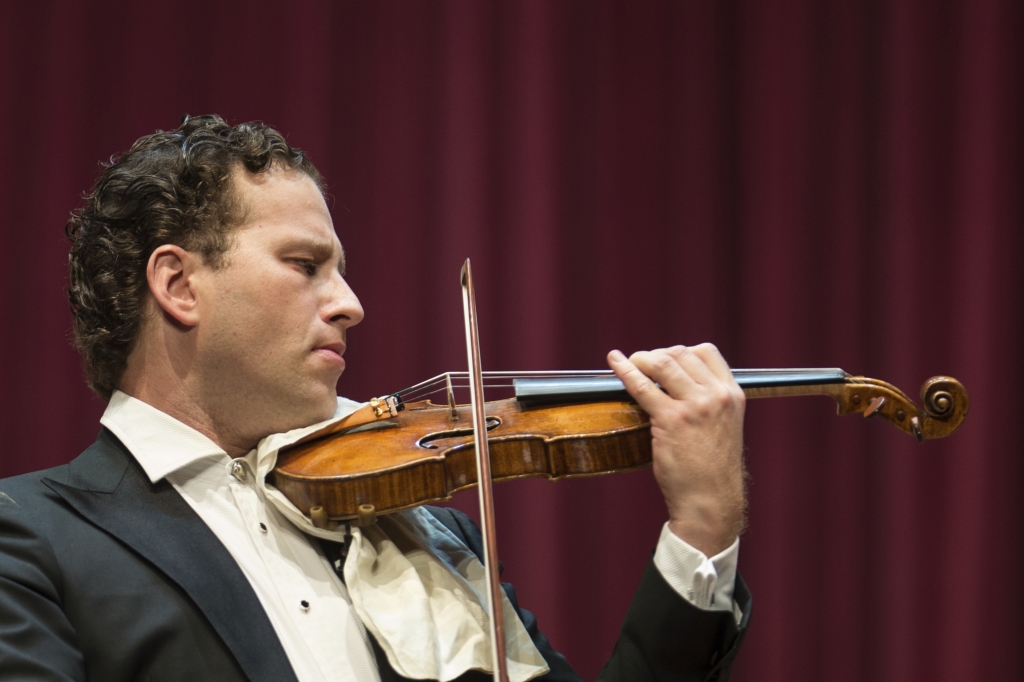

[66,114,323,400]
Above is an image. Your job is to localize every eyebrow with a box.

[286,237,346,276]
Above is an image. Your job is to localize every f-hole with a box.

[417,417,502,449]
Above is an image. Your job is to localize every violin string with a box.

[395,370,612,397]
[394,370,618,402]
[397,379,526,402]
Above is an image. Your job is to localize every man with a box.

[0,115,750,681]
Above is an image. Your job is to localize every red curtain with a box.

[1,1,1021,680]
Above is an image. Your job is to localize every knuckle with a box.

[666,345,687,360]
[628,351,649,369]
[692,342,720,360]
[618,363,644,382]
[632,379,658,399]
[656,400,685,421]
[651,353,675,371]
[620,366,642,385]
[692,395,714,417]
[711,387,732,406]
[634,381,654,396]
[668,405,689,424]
[689,387,737,418]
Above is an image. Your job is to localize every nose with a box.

[322,272,364,328]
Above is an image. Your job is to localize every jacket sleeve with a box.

[426,506,751,682]
[0,492,86,681]
[597,559,751,682]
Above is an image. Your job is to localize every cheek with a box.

[221,269,297,319]
[201,266,320,357]
[236,282,320,354]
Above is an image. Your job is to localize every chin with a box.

[266,380,338,433]
[313,396,340,422]
[270,400,335,437]
[306,386,340,422]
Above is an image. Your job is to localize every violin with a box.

[271,367,969,523]
[270,260,968,682]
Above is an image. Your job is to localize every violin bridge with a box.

[446,373,459,421]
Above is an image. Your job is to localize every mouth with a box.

[313,342,347,367]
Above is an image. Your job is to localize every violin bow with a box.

[461,259,510,682]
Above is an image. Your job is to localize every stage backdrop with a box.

[1,1,1021,680]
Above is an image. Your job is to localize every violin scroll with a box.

[833,376,969,442]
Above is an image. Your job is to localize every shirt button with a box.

[258,522,268,533]
[230,460,247,481]
[300,600,310,612]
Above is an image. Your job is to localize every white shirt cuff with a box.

[652,523,742,624]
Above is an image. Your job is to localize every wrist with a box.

[667,520,737,557]
[667,495,745,557]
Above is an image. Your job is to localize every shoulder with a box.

[0,464,71,512]
[0,465,74,604]
[0,460,80,569]
[0,428,125,531]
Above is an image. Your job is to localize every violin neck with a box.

[513,368,849,405]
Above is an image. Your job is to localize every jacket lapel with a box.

[43,429,298,682]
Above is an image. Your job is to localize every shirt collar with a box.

[100,390,229,483]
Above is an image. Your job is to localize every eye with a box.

[292,259,318,276]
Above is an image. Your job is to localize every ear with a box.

[147,245,202,327]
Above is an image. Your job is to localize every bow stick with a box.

[461,259,510,682]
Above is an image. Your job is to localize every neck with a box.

[120,383,257,458]
[119,336,257,458]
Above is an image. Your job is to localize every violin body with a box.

[271,397,654,520]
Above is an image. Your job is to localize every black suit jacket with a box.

[0,429,750,681]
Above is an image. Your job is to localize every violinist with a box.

[0,115,750,682]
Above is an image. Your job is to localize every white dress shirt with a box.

[100,390,740,682]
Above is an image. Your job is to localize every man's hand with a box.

[608,344,746,557]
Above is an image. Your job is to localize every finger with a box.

[687,343,739,389]
[665,345,720,387]
[628,348,700,400]
[607,349,673,414]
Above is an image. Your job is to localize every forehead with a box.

[229,168,343,255]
